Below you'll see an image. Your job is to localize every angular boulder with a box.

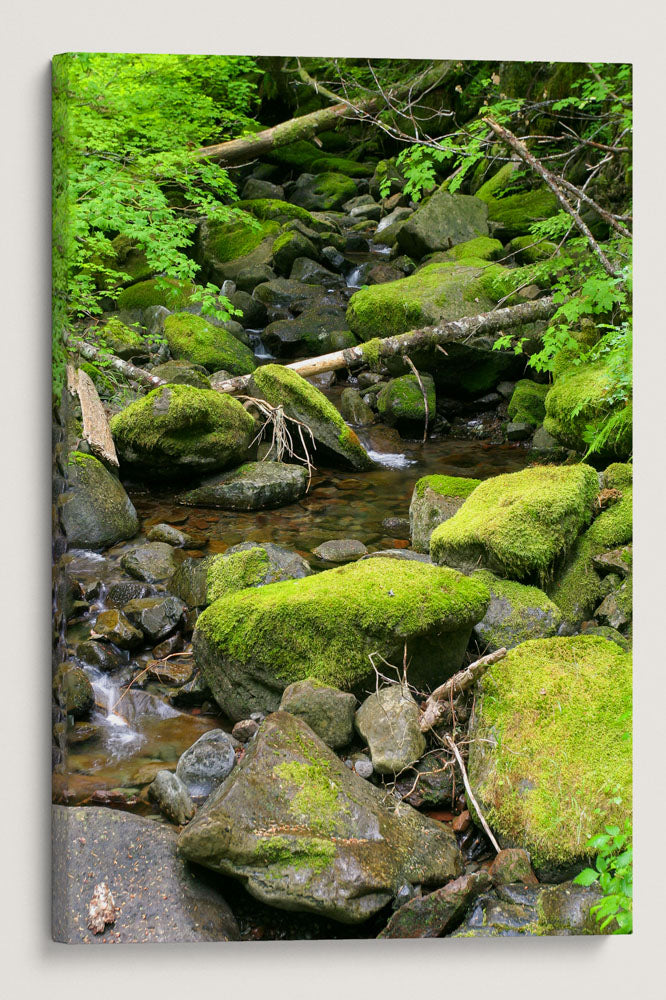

[193,559,490,720]
[409,474,480,554]
[178,461,308,511]
[378,871,491,938]
[279,678,356,749]
[120,542,177,583]
[472,571,562,651]
[175,729,238,799]
[396,190,489,260]
[177,712,463,922]
[355,685,426,775]
[110,384,255,479]
[60,452,139,550]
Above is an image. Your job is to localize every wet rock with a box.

[472,571,562,651]
[52,806,239,943]
[145,655,195,686]
[150,360,211,390]
[176,729,238,799]
[355,685,426,775]
[148,770,195,825]
[241,177,284,201]
[452,810,471,833]
[253,277,328,314]
[272,230,320,276]
[121,542,178,583]
[409,474,480,553]
[263,306,354,358]
[178,461,308,511]
[339,388,376,426]
[290,257,346,289]
[53,663,95,718]
[397,190,489,259]
[226,289,267,329]
[92,609,143,649]
[231,718,260,743]
[279,678,356,749]
[382,516,410,537]
[177,712,463,923]
[378,870,491,938]
[60,452,139,550]
[506,421,533,441]
[353,756,374,779]
[394,750,459,808]
[289,171,358,212]
[320,246,347,272]
[193,559,489,720]
[146,523,192,546]
[76,640,124,672]
[489,849,539,887]
[313,538,368,563]
[106,580,155,607]
[122,595,187,644]
[234,263,277,293]
[152,632,184,660]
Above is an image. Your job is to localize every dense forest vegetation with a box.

[52,55,633,942]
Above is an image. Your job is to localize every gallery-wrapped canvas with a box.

[51,53,633,943]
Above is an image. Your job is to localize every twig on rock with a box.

[419,647,507,733]
[444,735,501,854]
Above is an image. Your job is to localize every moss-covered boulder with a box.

[60,452,139,549]
[96,317,146,360]
[289,172,358,212]
[376,373,435,433]
[110,384,255,479]
[53,663,95,719]
[248,365,373,471]
[271,229,319,275]
[177,712,463,923]
[162,313,256,375]
[549,464,632,624]
[436,236,504,262]
[192,559,490,720]
[468,636,631,880]
[409,474,480,554]
[507,379,550,427]
[178,461,308,510]
[168,541,312,609]
[346,260,510,341]
[252,278,328,314]
[150,360,211,390]
[396,190,489,259]
[116,277,195,312]
[196,216,279,285]
[476,165,559,239]
[472,571,563,651]
[544,360,632,459]
[263,307,354,358]
[430,464,599,583]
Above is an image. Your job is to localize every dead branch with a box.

[403,354,429,443]
[420,647,507,733]
[67,365,119,467]
[66,333,166,390]
[444,734,501,854]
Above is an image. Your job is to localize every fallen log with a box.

[197,61,455,167]
[67,336,166,390]
[419,647,508,733]
[67,365,119,467]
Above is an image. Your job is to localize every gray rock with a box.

[231,718,260,742]
[122,595,187,643]
[472,571,563,652]
[146,522,192,546]
[91,609,144,649]
[279,678,356,749]
[75,640,123,672]
[496,381,516,400]
[531,425,564,453]
[378,871,491,938]
[148,769,195,825]
[339,388,376,426]
[313,538,368,563]
[594,581,632,630]
[591,546,632,578]
[253,277,329,313]
[176,729,238,799]
[394,749,460,808]
[409,476,479,554]
[60,452,139,550]
[235,263,277,293]
[121,542,177,582]
[227,289,267,329]
[506,421,533,441]
[177,712,463,923]
[320,246,347,272]
[263,305,353,358]
[289,172,358,212]
[53,663,94,718]
[289,256,346,289]
[241,177,284,201]
[52,806,238,943]
[355,685,426,775]
[397,190,489,259]
[178,461,309,511]
[106,580,155,607]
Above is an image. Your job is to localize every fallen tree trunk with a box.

[197,61,455,166]
[67,365,119,467]
[67,336,166,390]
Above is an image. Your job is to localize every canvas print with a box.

[51,54,632,943]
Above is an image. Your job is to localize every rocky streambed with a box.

[53,136,633,941]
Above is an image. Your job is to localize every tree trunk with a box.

[198,62,455,167]
[67,366,119,467]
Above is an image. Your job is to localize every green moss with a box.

[414,474,480,501]
[439,236,504,262]
[274,760,344,836]
[475,162,520,201]
[507,234,558,264]
[163,312,256,375]
[207,217,279,263]
[376,373,435,423]
[476,168,559,239]
[79,362,117,397]
[507,379,550,427]
[195,559,490,690]
[237,198,315,224]
[360,338,383,370]
[310,155,374,177]
[430,464,599,583]
[298,172,358,210]
[469,636,631,867]
[109,383,254,465]
[206,547,269,603]
[116,277,195,311]
[544,362,632,458]
[603,462,633,490]
[255,834,336,875]
[98,316,144,352]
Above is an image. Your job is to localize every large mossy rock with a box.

[197,216,279,285]
[430,464,599,583]
[263,306,355,358]
[110,383,255,479]
[116,277,195,312]
[396,190,489,259]
[346,260,509,341]
[96,317,146,360]
[169,541,312,608]
[376,373,435,432]
[177,712,463,923]
[476,164,559,239]
[543,360,632,459]
[52,806,239,943]
[248,364,373,471]
[163,313,256,375]
[150,360,211,390]
[472,571,562,651]
[237,197,333,232]
[289,172,358,211]
[507,379,549,427]
[468,636,631,881]
[178,461,308,510]
[409,474,480,554]
[193,559,490,720]
[60,452,139,549]
[549,463,632,624]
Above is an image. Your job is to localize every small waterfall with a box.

[248,329,275,360]
[346,265,365,289]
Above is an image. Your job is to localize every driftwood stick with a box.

[483,117,620,278]
[420,647,507,733]
[403,354,430,444]
[444,735,501,854]
[67,335,166,390]
[68,366,119,467]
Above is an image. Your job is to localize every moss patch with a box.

[163,312,256,375]
[476,171,559,239]
[206,216,279,263]
[469,636,632,868]
[255,834,336,875]
[206,548,270,603]
[376,373,435,425]
[414,474,480,502]
[274,759,344,836]
[430,464,599,583]
[544,360,632,459]
[116,277,195,311]
[438,236,504,262]
[507,379,550,427]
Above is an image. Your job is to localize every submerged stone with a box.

[177,712,463,923]
[312,538,368,563]
[178,461,308,511]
